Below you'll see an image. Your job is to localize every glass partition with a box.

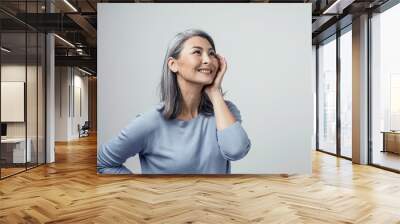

[27,31,38,169]
[38,32,45,165]
[0,31,28,177]
[339,28,352,158]
[317,36,337,155]
[0,1,46,179]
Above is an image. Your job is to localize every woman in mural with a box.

[97,29,251,174]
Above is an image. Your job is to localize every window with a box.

[371,3,400,171]
[318,36,337,154]
[339,29,352,158]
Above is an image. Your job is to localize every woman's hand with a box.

[204,54,227,99]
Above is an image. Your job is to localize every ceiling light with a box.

[54,34,75,48]
[78,67,93,76]
[1,47,11,53]
[63,0,78,12]
[322,0,354,15]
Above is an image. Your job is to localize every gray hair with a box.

[159,29,219,119]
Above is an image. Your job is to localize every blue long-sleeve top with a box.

[97,101,251,174]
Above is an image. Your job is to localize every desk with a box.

[1,138,31,163]
[381,131,400,154]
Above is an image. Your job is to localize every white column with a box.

[352,14,369,164]
[46,33,55,163]
[46,1,56,163]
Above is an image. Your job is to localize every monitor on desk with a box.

[1,123,7,138]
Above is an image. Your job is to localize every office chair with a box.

[79,121,90,138]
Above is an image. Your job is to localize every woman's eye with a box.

[210,52,216,56]
[193,51,201,54]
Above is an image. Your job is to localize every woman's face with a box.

[170,36,219,85]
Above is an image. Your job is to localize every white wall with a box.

[55,67,89,141]
[1,65,38,137]
[72,73,89,138]
[55,67,69,141]
[98,3,313,174]
[1,66,26,133]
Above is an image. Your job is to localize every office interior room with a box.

[0,22,46,177]
[0,0,400,223]
[0,0,97,179]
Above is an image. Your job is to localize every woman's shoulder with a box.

[127,103,165,130]
[135,103,165,121]
[155,102,165,112]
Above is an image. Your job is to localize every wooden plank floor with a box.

[1,134,400,223]
[1,167,26,178]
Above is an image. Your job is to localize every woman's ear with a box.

[167,57,178,73]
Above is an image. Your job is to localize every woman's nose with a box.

[202,54,210,64]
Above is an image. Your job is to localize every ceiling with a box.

[0,0,392,75]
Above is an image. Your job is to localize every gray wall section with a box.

[98,3,313,174]
[54,67,69,141]
[55,67,89,141]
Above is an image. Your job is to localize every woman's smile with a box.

[197,67,213,74]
